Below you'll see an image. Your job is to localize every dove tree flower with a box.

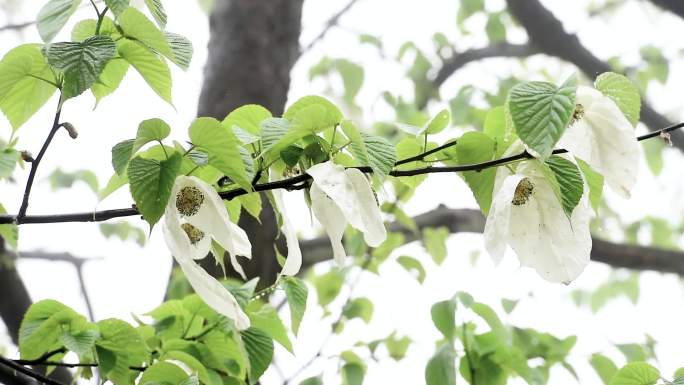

[559,85,640,197]
[270,172,302,276]
[307,161,387,265]
[163,175,252,330]
[484,160,593,284]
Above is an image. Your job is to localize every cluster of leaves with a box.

[17,275,309,385]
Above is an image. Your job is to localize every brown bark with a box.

[196,0,304,287]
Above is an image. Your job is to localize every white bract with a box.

[307,161,387,265]
[559,85,639,198]
[270,172,302,276]
[484,161,593,284]
[163,175,251,330]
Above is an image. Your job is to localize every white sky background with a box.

[1,0,684,384]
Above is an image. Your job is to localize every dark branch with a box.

[1,122,682,225]
[0,356,66,385]
[300,206,684,276]
[17,97,64,220]
[0,20,34,32]
[648,0,684,19]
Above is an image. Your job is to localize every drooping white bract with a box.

[307,161,387,266]
[270,171,302,276]
[484,161,593,284]
[559,85,639,198]
[163,175,251,330]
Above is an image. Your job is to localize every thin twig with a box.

[302,0,361,52]
[0,356,67,385]
[16,96,64,221]
[1,122,682,226]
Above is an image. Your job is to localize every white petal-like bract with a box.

[271,172,302,276]
[559,86,639,198]
[484,162,592,284]
[310,182,348,266]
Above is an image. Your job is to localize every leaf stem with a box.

[95,6,109,35]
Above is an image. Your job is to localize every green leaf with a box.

[112,139,135,176]
[0,148,18,179]
[299,377,324,385]
[609,362,659,385]
[313,270,344,307]
[507,77,577,159]
[139,362,189,385]
[341,120,396,178]
[223,104,272,136]
[118,7,172,58]
[37,0,81,42]
[246,301,293,353]
[396,256,426,284]
[423,227,449,264]
[454,132,497,215]
[118,40,172,104]
[96,318,148,385]
[431,300,456,340]
[282,276,308,335]
[0,44,58,130]
[133,118,171,153]
[19,300,85,360]
[241,328,274,385]
[128,152,182,228]
[189,117,252,191]
[577,158,604,212]
[426,109,450,134]
[457,0,484,24]
[164,32,193,71]
[92,57,130,105]
[486,12,507,43]
[44,35,117,98]
[104,0,130,17]
[71,17,120,41]
[385,333,411,360]
[343,297,374,323]
[595,72,641,126]
[49,168,99,192]
[425,344,456,385]
[260,118,290,154]
[145,0,168,28]
[160,351,211,385]
[62,329,100,356]
[590,353,618,385]
[0,203,18,248]
[544,155,584,217]
[342,363,366,385]
[281,145,304,167]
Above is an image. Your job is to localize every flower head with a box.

[307,161,387,266]
[559,86,639,198]
[484,161,593,284]
[163,175,252,330]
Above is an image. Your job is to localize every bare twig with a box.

[0,356,67,385]
[302,0,360,52]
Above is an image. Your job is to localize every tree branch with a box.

[17,97,64,221]
[648,0,684,19]
[300,206,684,276]
[504,0,684,150]
[0,122,680,226]
[0,356,67,385]
[0,20,34,32]
[301,0,361,52]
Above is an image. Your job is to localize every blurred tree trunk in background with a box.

[196,0,304,287]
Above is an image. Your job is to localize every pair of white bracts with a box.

[484,86,640,284]
[163,161,386,330]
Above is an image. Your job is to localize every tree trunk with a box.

[196,0,304,287]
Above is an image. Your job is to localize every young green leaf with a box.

[223,104,272,135]
[118,40,173,104]
[396,256,426,283]
[423,227,449,264]
[111,139,135,176]
[71,17,120,41]
[96,319,148,385]
[91,58,130,105]
[595,72,641,126]
[133,118,171,153]
[609,362,659,385]
[0,44,58,130]
[145,0,168,29]
[104,0,130,17]
[138,361,189,385]
[430,300,456,340]
[44,35,117,98]
[37,0,81,42]
[128,151,182,227]
[426,109,450,134]
[425,344,456,385]
[0,203,18,249]
[342,363,366,385]
[164,32,194,71]
[282,276,308,335]
[260,118,290,154]
[577,158,604,212]
[544,156,584,217]
[343,297,374,323]
[341,120,396,178]
[246,301,293,353]
[241,328,274,385]
[19,300,85,360]
[189,117,252,191]
[118,7,173,58]
[590,353,618,385]
[507,77,577,159]
[454,131,497,215]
